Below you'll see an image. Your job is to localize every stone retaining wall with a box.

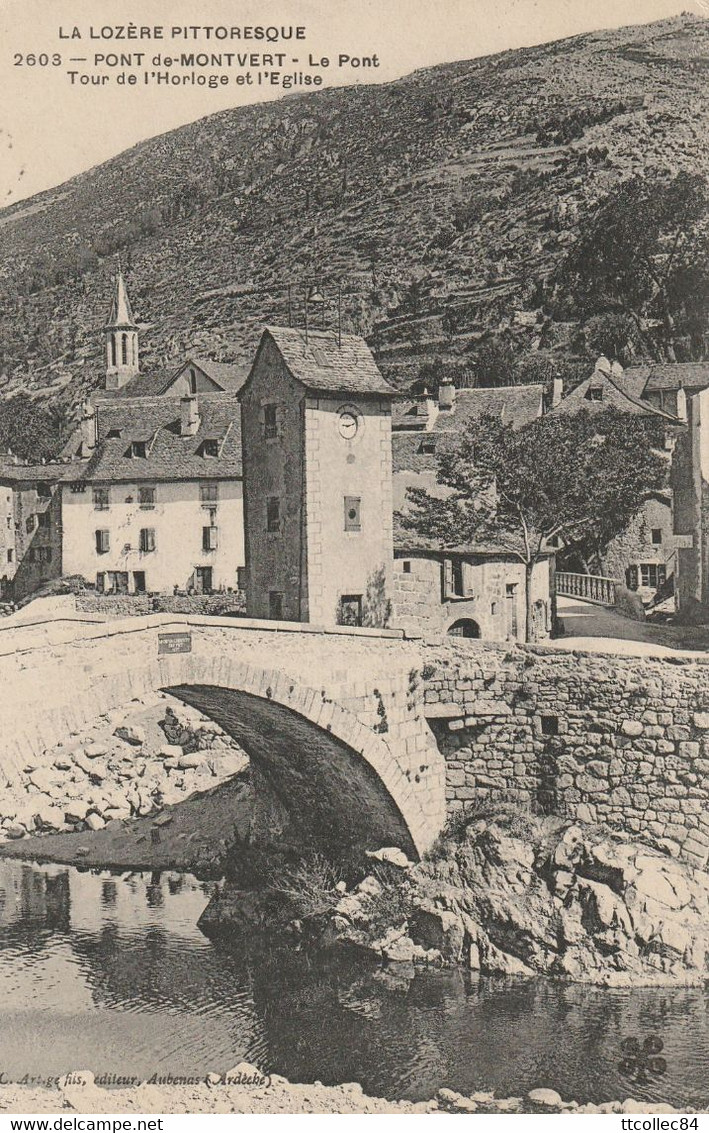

[75,593,245,617]
[422,644,709,869]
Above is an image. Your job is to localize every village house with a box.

[550,355,687,602]
[241,326,396,626]
[389,377,553,640]
[669,387,709,615]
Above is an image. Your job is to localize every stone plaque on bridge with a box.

[158,632,192,655]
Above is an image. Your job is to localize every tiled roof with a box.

[433,384,544,432]
[65,396,242,482]
[640,363,709,393]
[551,370,678,421]
[393,522,551,559]
[0,461,76,484]
[260,326,397,396]
[392,396,430,429]
[107,270,136,328]
[93,369,176,401]
[189,357,249,394]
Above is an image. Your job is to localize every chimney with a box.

[80,400,97,456]
[438,379,455,412]
[180,395,200,437]
[551,376,563,409]
[423,387,439,430]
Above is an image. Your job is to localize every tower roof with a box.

[106,268,137,329]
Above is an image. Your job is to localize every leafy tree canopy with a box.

[400,408,668,639]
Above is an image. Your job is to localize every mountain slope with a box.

[0,12,708,414]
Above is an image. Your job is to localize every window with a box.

[202,439,219,458]
[36,483,52,499]
[339,594,363,627]
[491,601,497,615]
[541,715,559,736]
[189,368,197,395]
[344,496,361,532]
[110,336,117,368]
[651,528,662,545]
[237,566,247,591]
[452,560,464,597]
[402,561,411,574]
[106,571,129,595]
[37,512,50,529]
[421,439,436,455]
[267,497,280,532]
[640,563,666,589]
[269,591,284,619]
[195,566,213,594]
[200,483,219,505]
[6,549,12,563]
[139,486,156,510]
[25,516,37,534]
[96,572,105,593]
[107,427,122,439]
[133,571,146,593]
[130,441,147,459]
[95,529,110,554]
[264,405,278,440]
[202,526,219,551]
[139,527,156,553]
[93,488,110,511]
[70,482,86,494]
[506,583,517,597]
[6,517,10,529]
[121,333,128,366]
[586,387,603,401]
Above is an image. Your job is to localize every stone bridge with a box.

[4,609,709,870]
[0,612,446,859]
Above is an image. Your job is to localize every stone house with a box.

[550,355,685,601]
[240,326,396,626]
[0,464,64,599]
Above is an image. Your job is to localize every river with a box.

[0,857,707,1108]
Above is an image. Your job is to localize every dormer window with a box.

[130,441,147,458]
[586,387,603,402]
[201,439,220,458]
[107,428,122,439]
[421,438,437,454]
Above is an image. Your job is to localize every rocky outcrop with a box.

[0,695,248,841]
[300,815,709,985]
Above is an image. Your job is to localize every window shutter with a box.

[95,529,109,554]
[443,558,453,597]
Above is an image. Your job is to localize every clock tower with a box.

[241,326,396,625]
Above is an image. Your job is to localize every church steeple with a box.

[105,262,139,390]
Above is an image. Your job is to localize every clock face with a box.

[338,410,359,440]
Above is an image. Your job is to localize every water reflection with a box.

[0,857,707,1108]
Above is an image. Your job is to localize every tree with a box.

[470,337,517,387]
[561,171,709,361]
[400,408,668,642]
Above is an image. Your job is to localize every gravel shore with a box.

[0,1069,701,1115]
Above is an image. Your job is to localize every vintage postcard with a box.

[0,0,708,1120]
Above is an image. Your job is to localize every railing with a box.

[555,571,620,606]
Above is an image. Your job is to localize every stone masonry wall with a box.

[422,643,709,870]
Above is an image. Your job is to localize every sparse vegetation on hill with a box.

[0,13,708,442]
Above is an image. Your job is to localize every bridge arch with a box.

[5,635,441,859]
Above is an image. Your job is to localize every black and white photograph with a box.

[0,0,708,1119]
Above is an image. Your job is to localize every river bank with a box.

[0,1068,699,1115]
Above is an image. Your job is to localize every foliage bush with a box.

[266,852,343,922]
[613,584,646,622]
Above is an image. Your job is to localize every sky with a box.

[0,0,703,205]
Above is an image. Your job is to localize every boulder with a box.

[65,800,91,823]
[158,744,183,761]
[178,753,207,770]
[85,812,106,832]
[365,847,414,870]
[84,742,108,759]
[528,1088,563,1108]
[409,902,464,962]
[28,768,58,794]
[33,798,66,830]
[3,820,27,838]
[114,725,145,747]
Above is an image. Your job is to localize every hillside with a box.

[0,12,708,421]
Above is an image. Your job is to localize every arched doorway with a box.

[447,618,481,638]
